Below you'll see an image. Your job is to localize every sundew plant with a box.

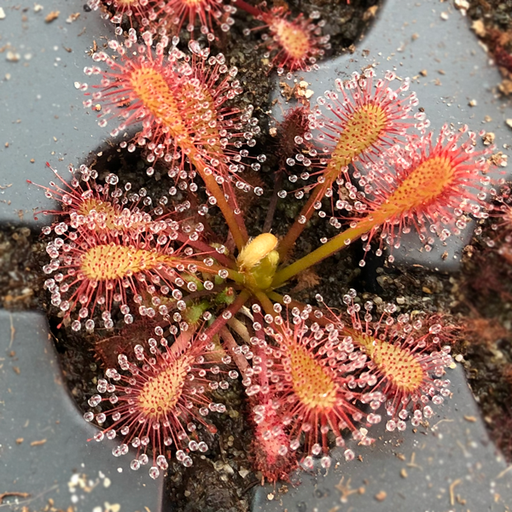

[31,0,499,486]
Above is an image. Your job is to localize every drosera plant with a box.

[244,304,371,474]
[87,0,236,40]
[28,163,171,234]
[27,0,504,493]
[81,30,262,251]
[235,291,459,481]
[32,34,500,484]
[87,0,154,30]
[87,0,330,72]
[84,327,237,479]
[273,119,494,284]
[159,0,236,39]
[275,69,425,262]
[34,166,216,332]
[333,291,456,430]
[232,0,331,74]
[481,181,512,264]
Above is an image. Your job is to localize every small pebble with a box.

[239,468,250,479]
[454,0,469,15]
[6,51,20,62]
[482,132,495,145]
[45,10,59,22]
[0,7,6,19]
[375,490,387,501]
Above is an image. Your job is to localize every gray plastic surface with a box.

[0,310,163,510]
[0,0,113,224]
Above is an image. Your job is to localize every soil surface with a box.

[4,1,512,511]
[459,0,512,463]
[467,0,512,96]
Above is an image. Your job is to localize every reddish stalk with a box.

[175,233,235,268]
[188,152,249,251]
[278,179,332,260]
[252,289,278,319]
[202,289,251,340]
[220,326,251,377]
[232,0,262,17]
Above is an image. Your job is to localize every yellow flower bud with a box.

[237,233,278,271]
